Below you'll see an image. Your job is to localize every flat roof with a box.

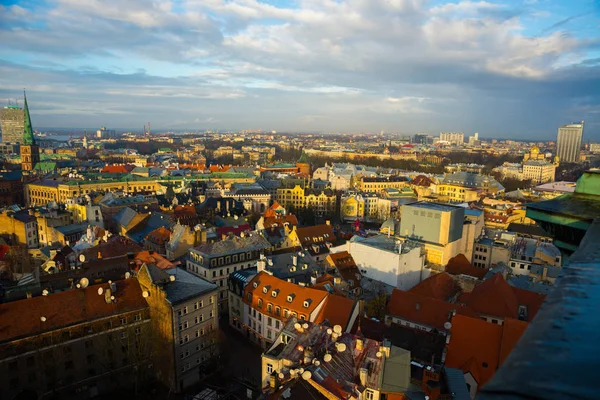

[403,201,462,212]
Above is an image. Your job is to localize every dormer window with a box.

[263,285,271,294]
[302,264,308,270]
[303,299,312,308]
[287,294,295,303]
[257,298,263,308]
[290,266,296,272]
[272,289,279,298]
[247,293,252,301]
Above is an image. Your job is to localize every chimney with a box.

[326,220,331,226]
[356,338,364,351]
[110,281,117,294]
[292,255,298,266]
[257,259,267,272]
[98,251,102,259]
[359,368,368,386]
[382,339,391,358]
[542,267,548,281]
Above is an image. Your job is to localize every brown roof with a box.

[411,175,434,187]
[244,272,328,321]
[445,254,488,280]
[445,315,528,388]
[295,224,335,246]
[409,272,459,301]
[80,235,143,261]
[387,289,479,331]
[134,250,177,270]
[145,226,171,245]
[314,294,357,330]
[0,278,147,344]
[263,214,299,229]
[462,273,546,321]
[326,251,363,284]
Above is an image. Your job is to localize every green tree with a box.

[365,292,388,320]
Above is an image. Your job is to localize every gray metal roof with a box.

[443,367,471,400]
[160,266,218,305]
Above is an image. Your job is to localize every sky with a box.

[0,0,599,139]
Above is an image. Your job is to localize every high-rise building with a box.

[20,91,40,172]
[440,132,464,145]
[556,121,584,163]
[0,105,25,143]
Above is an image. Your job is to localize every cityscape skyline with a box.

[1,0,599,139]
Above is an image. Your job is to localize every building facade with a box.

[0,105,24,144]
[556,121,584,163]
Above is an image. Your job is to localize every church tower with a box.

[20,90,40,173]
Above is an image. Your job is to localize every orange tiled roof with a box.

[326,251,362,285]
[209,165,231,173]
[445,254,487,280]
[314,294,357,330]
[409,272,459,301]
[244,272,328,321]
[263,214,299,229]
[0,278,147,344]
[145,226,171,245]
[387,289,479,331]
[134,250,177,270]
[445,315,528,388]
[463,273,545,321]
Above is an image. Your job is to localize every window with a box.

[267,317,272,326]
[209,310,214,318]
[267,363,274,374]
[135,327,142,335]
[257,299,263,308]
[183,306,188,314]
[194,302,199,310]
[365,389,375,400]
[284,309,289,318]
[64,361,74,370]
[184,321,189,329]
[275,306,281,316]
[134,313,142,322]
[267,304,273,313]
[209,296,214,304]
[120,317,127,325]
[120,332,128,339]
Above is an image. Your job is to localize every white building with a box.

[332,235,427,290]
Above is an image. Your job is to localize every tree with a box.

[365,292,388,320]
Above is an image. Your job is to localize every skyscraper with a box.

[0,105,25,144]
[556,121,584,164]
[20,91,40,173]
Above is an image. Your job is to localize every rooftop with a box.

[403,201,463,212]
[192,233,271,257]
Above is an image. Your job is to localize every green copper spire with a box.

[297,151,310,164]
[23,90,35,145]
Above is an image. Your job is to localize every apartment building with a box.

[137,264,219,393]
[186,233,271,312]
[0,209,39,249]
[0,279,151,400]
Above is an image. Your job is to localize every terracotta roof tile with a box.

[445,315,528,389]
[244,272,328,321]
[0,278,147,344]
[145,226,171,245]
[101,164,135,174]
[134,250,177,270]
[295,224,335,247]
[387,289,479,331]
[314,294,357,330]
[445,254,488,280]
[409,272,459,301]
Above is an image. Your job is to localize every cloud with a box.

[0,0,598,138]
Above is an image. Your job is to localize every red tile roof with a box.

[314,294,357,330]
[462,273,546,321]
[387,289,479,331]
[445,315,528,389]
[244,272,328,321]
[445,254,487,280]
[145,226,171,245]
[263,214,299,229]
[409,272,459,301]
[101,164,134,174]
[0,278,147,344]
[134,250,177,270]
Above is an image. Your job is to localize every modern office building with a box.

[556,121,584,163]
[0,105,24,144]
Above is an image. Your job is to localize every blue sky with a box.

[0,0,599,139]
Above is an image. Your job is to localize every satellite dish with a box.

[42,289,49,296]
[110,295,115,301]
[125,272,131,279]
[331,333,338,341]
[98,287,104,295]
[79,254,86,262]
[314,360,320,366]
[278,373,284,379]
[142,291,149,298]
[337,343,347,353]
[302,371,312,380]
[444,321,452,330]
[79,277,89,288]
[333,325,342,334]
[376,351,382,358]
[324,354,332,362]
[76,284,81,289]
[40,316,47,322]
[326,328,333,335]
[303,323,309,329]
[169,275,176,282]
[294,323,302,331]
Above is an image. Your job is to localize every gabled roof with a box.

[445,254,488,280]
[387,289,479,331]
[411,175,434,187]
[295,224,335,246]
[244,271,328,320]
[445,315,528,388]
[409,272,459,301]
[314,294,357,330]
[145,226,172,245]
[0,278,147,344]
[461,273,546,321]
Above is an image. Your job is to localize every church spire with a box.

[23,90,35,145]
